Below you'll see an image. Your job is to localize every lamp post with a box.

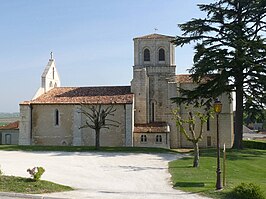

[214,98,222,190]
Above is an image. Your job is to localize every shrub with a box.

[27,167,45,181]
[243,140,266,150]
[230,183,265,199]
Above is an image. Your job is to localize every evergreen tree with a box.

[172,0,266,149]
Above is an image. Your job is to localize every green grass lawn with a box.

[0,175,73,194]
[169,148,266,198]
[0,145,177,153]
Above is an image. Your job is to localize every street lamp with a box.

[214,98,222,190]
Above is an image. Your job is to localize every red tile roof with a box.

[174,74,216,83]
[175,74,193,83]
[0,121,19,130]
[134,122,169,133]
[134,33,175,40]
[21,86,133,105]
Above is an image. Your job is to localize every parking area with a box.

[0,151,209,199]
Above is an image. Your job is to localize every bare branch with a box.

[78,104,120,149]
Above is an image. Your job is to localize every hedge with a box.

[243,140,266,150]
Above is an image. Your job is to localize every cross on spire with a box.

[50,52,53,60]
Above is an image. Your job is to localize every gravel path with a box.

[0,151,210,199]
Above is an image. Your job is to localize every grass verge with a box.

[0,145,177,154]
[169,148,266,199]
[0,175,73,194]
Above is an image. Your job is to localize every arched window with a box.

[150,100,156,123]
[55,109,59,126]
[207,136,212,147]
[159,48,165,61]
[156,135,162,143]
[52,67,55,80]
[207,117,210,131]
[54,82,57,87]
[140,135,147,143]
[150,102,155,122]
[49,81,53,87]
[144,48,150,61]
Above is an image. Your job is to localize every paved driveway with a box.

[0,151,209,199]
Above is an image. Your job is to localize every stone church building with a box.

[19,34,234,148]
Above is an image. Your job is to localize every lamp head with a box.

[214,98,222,114]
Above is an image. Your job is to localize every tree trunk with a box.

[193,142,199,167]
[233,76,244,149]
[95,128,100,150]
[232,4,245,150]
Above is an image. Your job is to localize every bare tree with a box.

[173,109,210,167]
[79,104,119,150]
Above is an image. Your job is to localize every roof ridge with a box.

[21,86,133,105]
[134,33,175,40]
[56,85,131,88]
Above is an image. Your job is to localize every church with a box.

[19,33,234,149]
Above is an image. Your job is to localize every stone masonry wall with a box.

[80,104,130,147]
[19,105,31,145]
[31,104,73,145]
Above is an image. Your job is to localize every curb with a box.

[0,192,68,199]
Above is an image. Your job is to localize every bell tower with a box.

[131,33,176,124]
[33,52,61,99]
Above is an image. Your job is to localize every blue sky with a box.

[0,0,213,112]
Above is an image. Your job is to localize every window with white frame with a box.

[140,134,147,143]
[156,135,162,143]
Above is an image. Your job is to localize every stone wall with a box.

[133,37,175,67]
[0,130,19,145]
[131,68,149,124]
[167,82,179,148]
[20,103,134,147]
[133,132,170,148]
[80,104,129,147]
[175,83,234,148]
[19,105,31,145]
[31,104,73,145]
[125,104,134,147]
[147,66,175,123]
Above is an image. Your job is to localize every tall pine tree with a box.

[172,0,266,149]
